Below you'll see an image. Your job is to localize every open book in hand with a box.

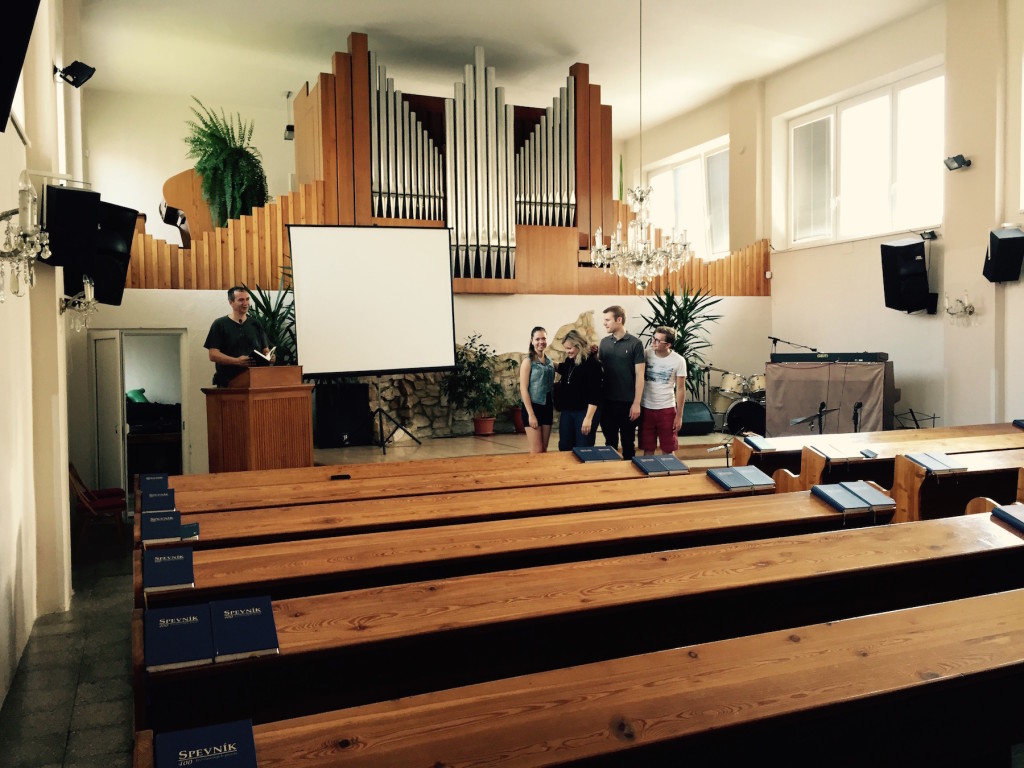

[250,346,276,365]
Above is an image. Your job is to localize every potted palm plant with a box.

[442,334,517,436]
[639,287,722,398]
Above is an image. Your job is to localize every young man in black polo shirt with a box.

[597,305,645,459]
[203,286,273,386]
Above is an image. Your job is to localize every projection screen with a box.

[289,225,456,376]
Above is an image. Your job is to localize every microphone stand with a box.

[816,401,826,436]
[852,401,863,434]
[768,336,818,353]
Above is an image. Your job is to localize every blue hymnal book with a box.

[141,510,182,545]
[655,454,689,474]
[154,719,257,768]
[992,504,1024,534]
[179,523,200,542]
[811,484,870,513]
[706,467,746,490]
[744,434,774,452]
[144,603,214,672]
[906,452,967,475]
[210,595,280,662]
[860,448,878,458]
[573,445,621,462]
[632,455,669,475]
[141,488,176,513]
[839,480,895,511]
[1013,419,1024,430]
[707,465,774,491]
[143,547,195,593]
[139,473,169,492]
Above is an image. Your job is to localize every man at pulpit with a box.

[204,286,274,386]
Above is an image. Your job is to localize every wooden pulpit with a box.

[202,366,314,473]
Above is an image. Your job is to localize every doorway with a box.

[89,329,189,503]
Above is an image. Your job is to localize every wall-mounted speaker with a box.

[880,237,932,313]
[983,227,1024,283]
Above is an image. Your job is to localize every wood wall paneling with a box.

[601,103,612,249]
[333,52,355,226]
[348,33,372,225]
[318,73,339,226]
[569,63,590,252]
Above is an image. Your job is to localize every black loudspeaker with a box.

[983,228,1024,283]
[880,238,931,312]
[0,1,41,133]
[314,381,372,447]
[68,200,138,306]
[41,186,137,306]
[678,401,715,436]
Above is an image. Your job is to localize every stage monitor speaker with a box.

[880,237,930,312]
[983,227,1024,283]
[678,401,715,436]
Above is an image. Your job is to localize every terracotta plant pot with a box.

[473,416,496,436]
[507,406,526,434]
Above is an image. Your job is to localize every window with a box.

[789,71,944,245]
[648,138,730,261]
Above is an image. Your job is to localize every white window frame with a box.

[788,67,945,248]
[646,135,730,260]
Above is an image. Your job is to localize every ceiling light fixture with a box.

[590,0,691,290]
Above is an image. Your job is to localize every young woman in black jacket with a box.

[555,329,603,451]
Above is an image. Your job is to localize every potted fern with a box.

[185,97,270,227]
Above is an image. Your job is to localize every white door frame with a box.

[87,329,125,492]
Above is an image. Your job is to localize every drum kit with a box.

[706,367,766,435]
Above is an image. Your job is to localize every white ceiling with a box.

[77,0,944,141]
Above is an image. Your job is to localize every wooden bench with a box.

[771,430,1024,492]
[132,514,1024,730]
[134,471,774,549]
[731,421,1022,477]
[135,450,587,501]
[133,489,890,607]
[134,586,1024,767]
[162,459,649,514]
[891,448,1024,523]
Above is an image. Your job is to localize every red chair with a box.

[69,463,127,549]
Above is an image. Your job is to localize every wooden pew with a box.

[731,421,1022,477]
[134,490,890,607]
[132,514,1024,730]
[136,450,587,500]
[891,448,1024,523]
[134,471,774,549]
[772,430,1024,492]
[133,586,1024,767]
[163,459,649,514]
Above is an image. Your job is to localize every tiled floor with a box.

[0,537,134,768]
[0,430,731,767]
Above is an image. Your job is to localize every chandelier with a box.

[0,171,49,302]
[590,0,692,291]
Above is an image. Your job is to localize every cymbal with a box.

[789,408,839,426]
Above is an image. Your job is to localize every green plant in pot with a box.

[639,287,722,398]
[185,97,271,227]
[441,333,517,435]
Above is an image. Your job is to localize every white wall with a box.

[81,90,295,243]
[124,333,182,404]
[0,125,37,711]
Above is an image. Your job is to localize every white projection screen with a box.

[289,225,456,376]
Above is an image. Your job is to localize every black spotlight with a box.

[54,61,96,88]
[944,154,971,171]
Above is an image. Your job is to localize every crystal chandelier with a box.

[590,0,692,291]
[0,171,49,302]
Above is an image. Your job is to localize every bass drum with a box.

[725,398,766,436]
